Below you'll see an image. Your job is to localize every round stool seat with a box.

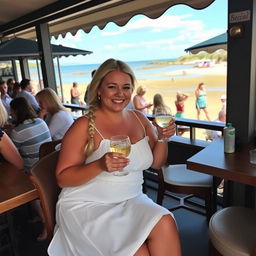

[209,206,256,256]
[163,164,212,187]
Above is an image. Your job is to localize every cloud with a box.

[101,14,204,36]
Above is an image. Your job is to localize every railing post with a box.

[190,127,196,140]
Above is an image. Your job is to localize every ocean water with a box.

[30,59,197,85]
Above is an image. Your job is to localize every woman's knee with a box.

[153,214,178,235]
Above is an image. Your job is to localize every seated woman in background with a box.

[0,100,23,169]
[36,88,74,140]
[152,93,171,115]
[10,97,51,172]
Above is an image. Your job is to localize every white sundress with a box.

[48,114,173,256]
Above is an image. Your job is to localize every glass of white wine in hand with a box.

[154,109,174,141]
[110,135,131,176]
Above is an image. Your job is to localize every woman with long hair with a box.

[152,93,171,115]
[48,58,181,256]
[36,88,74,140]
[0,100,23,169]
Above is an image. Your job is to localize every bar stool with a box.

[209,206,256,256]
[157,164,214,221]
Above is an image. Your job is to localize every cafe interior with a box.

[0,0,255,255]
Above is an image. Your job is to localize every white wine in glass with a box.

[154,109,173,141]
[110,135,131,176]
[155,109,173,128]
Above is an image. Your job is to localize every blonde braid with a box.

[84,106,97,156]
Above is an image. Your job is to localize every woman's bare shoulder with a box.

[66,116,89,133]
[129,110,149,124]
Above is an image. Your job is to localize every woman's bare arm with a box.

[0,133,24,169]
[56,117,128,187]
[56,117,103,187]
[134,111,174,169]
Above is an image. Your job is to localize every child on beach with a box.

[195,82,211,121]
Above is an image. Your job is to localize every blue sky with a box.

[51,0,227,65]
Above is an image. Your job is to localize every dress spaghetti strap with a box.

[93,125,105,140]
[130,111,146,136]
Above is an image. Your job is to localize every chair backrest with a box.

[29,150,61,241]
[39,139,62,159]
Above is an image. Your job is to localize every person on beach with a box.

[36,88,74,141]
[220,94,226,114]
[152,93,171,115]
[133,85,153,114]
[70,82,82,105]
[48,58,181,256]
[84,69,96,104]
[195,82,210,121]
[175,91,189,118]
[0,100,23,169]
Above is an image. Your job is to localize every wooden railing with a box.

[63,103,225,140]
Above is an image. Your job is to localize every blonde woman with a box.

[133,85,153,114]
[175,91,189,118]
[152,93,171,115]
[36,88,74,140]
[48,59,181,256]
[0,100,23,169]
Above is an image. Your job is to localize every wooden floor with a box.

[2,185,212,256]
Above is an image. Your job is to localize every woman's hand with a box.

[101,152,130,173]
[153,118,176,140]
[38,108,48,119]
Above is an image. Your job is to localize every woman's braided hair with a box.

[84,58,136,156]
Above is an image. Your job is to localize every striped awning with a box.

[1,0,215,40]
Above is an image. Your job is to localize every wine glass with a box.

[154,108,174,141]
[110,135,131,176]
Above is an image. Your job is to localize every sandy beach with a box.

[58,62,227,140]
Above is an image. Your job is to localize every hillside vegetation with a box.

[150,50,227,65]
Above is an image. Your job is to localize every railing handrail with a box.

[63,104,225,140]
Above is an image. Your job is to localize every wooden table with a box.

[187,138,256,186]
[0,162,39,255]
[187,138,256,208]
[0,162,38,214]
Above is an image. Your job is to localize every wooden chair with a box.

[153,137,214,221]
[29,150,61,241]
[209,206,256,256]
[39,139,62,159]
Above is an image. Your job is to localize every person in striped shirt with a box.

[10,97,51,172]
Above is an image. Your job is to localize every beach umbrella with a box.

[185,32,227,54]
[0,37,92,101]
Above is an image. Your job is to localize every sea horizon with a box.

[30,58,196,85]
